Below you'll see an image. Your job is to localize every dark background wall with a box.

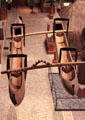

[13,0,27,6]
[13,0,40,6]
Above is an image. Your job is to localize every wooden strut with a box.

[1,61,85,74]
[7,30,72,39]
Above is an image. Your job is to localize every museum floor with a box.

[0,7,85,120]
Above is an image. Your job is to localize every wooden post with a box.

[0,0,7,20]
[47,24,50,31]
[49,1,55,19]
[53,52,57,63]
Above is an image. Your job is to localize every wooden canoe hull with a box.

[9,73,25,106]
[8,23,26,105]
[54,18,77,95]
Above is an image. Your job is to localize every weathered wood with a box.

[8,24,26,105]
[7,30,72,39]
[53,19,78,95]
[1,61,85,74]
[10,37,24,88]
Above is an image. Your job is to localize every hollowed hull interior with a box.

[55,22,76,95]
[8,26,25,106]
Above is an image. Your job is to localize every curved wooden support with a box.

[6,30,72,39]
[1,61,85,74]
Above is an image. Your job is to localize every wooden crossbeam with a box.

[6,30,72,39]
[1,61,85,74]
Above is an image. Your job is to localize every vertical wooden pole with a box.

[53,52,57,63]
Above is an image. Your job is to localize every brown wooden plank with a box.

[0,28,3,40]
[0,45,1,64]
[1,61,85,74]
[6,30,72,39]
